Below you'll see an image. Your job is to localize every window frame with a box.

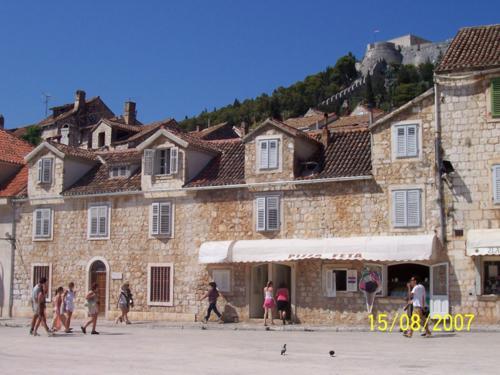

[323,266,353,297]
[492,165,500,204]
[32,208,53,241]
[491,77,500,119]
[147,263,174,306]
[391,188,422,228]
[31,263,52,302]
[150,201,174,238]
[109,165,130,178]
[255,135,282,173]
[210,268,232,293]
[391,121,421,160]
[87,203,111,240]
[255,195,281,232]
[37,157,54,184]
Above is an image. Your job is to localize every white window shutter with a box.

[170,148,178,174]
[259,141,268,169]
[268,140,278,168]
[406,125,418,157]
[151,203,160,235]
[494,166,500,203]
[42,209,51,237]
[35,210,43,237]
[42,158,52,183]
[393,191,407,227]
[159,202,171,235]
[256,197,266,231]
[396,127,406,157]
[98,206,108,236]
[89,207,98,236]
[37,160,43,183]
[144,149,155,176]
[347,270,358,292]
[406,190,421,226]
[266,196,280,231]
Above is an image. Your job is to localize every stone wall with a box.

[27,149,64,198]
[439,74,500,323]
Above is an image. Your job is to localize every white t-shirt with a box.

[411,284,426,308]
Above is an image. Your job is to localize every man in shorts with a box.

[405,276,431,338]
[29,277,47,335]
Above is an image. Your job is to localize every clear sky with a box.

[0,0,498,128]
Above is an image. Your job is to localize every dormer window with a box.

[258,139,279,170]
[144,148,178,176]
[110,165,129,178]
[37,158,53,184]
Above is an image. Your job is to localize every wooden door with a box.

[96,272,106,314]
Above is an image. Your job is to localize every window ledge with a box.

[486,116,500,124]
[33,237,53,242]
[147,302,174,307]
[477,295,500,302]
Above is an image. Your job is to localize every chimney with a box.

[241,121,249,136]
[74,90,86,111]
[0,114,4,129]
[322,126,330,148]
[124,101,136,125]
[368,108,373,126]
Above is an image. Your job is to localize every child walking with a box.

[200,282,224,323]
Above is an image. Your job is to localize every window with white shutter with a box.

[37,158,53,184]
[148,148,179,176]
[170,148,178,174]
[148,263,174,306]
[392,189,422,228]
[258,139,279,170]
[493,165,500,203]
[212,269,231,293]
[255,196,280,232]
[151,202,173,236]
[88,205,109,239]
[33,208,52,239]
[323,268,350,296]
[394,124,418,158]
[144,149,155,176]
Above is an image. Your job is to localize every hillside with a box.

[180,53,435,131]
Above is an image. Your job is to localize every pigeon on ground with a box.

[281,344,287,355]
[329,350,335,357]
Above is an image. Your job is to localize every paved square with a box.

[0,325,499,374]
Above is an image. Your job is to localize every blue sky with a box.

[0,0,498,128]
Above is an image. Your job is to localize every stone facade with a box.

[438,73,500,323]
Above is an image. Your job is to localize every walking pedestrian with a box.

[263,281,275,326]
[33,282,52,337]
[200,281,224,323]
[404,276,432,338]
[51,287,67,332]
[402,278,414,335]
[29,277,47,335]
[276,282,289,325]
[115,282,133,325]
[81,283,99,335]
[63,282,76,333]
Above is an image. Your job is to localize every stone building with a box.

[0,125,32,318]
[434,24,500,322]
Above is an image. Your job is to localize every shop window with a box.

[323,268,357,297]
[147,263,174,306]
[363,264,385,296]
[483,260,500,295]
[387,263,429,298]
[211,269,231,293]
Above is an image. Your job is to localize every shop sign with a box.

[475,247,500,255]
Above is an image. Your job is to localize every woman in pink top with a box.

[276,283,289,325]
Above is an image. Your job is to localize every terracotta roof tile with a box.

[185,140,245,187]
[436,24,500,73]
[0,128,33,165]
[284,112,336,130]
[115,118,179,146]
[0,165,29,197]
[63,163,141,196]
[96,149,142,164]
[47,142,99,162]
[191,122,240,140]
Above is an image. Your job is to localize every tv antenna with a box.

[42,92,52,116]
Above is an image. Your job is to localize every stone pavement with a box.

[1,323,500,374]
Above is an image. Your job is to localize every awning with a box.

[466,229,500,256]
[199,234,439,264]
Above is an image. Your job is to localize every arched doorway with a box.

[89,260,107,315]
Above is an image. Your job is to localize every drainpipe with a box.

[434,82,446,244]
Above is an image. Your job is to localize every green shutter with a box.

[492,78,500,118]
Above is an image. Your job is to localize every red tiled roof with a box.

[96,149,142,164]
[115,118,179,146]
[185,140,245,187]
[284,112,336,130]
[191,122,240,140]
[0,128,33,165]
[0,165,29,197]
[436,24,500,73]
[63,162,141,196]
[100,118,143,133]
[47,142,99,162]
